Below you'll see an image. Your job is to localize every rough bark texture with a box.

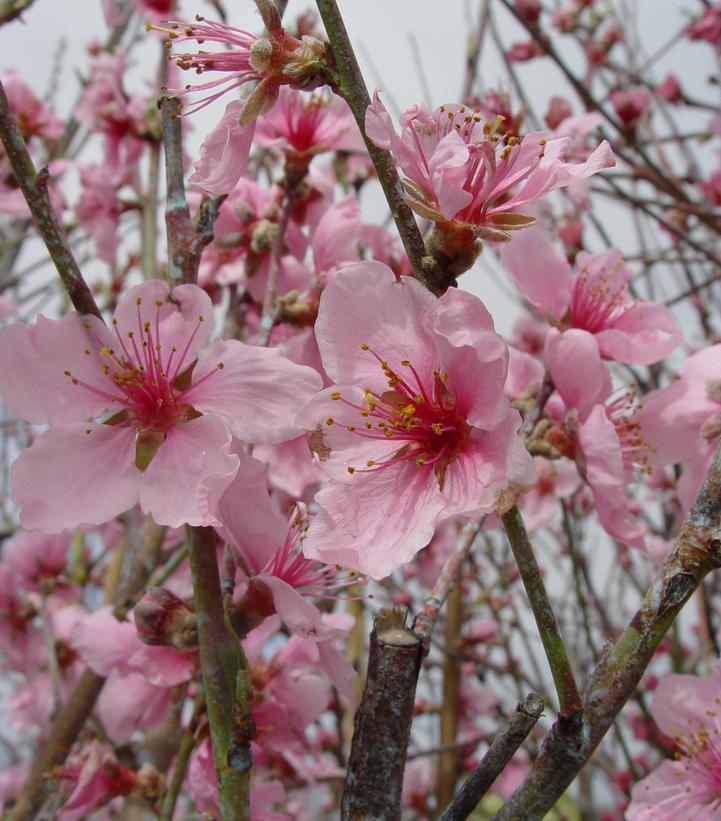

[341,608,424,820]
[439,693,544,821]
[494,441,721,820]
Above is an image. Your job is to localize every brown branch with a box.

[437,578,464,808]
[314,0,448,295]
[160,96,224,286]
[341,608,423,820]
[0,79,101,317]
[439,693,544,821]
[494,440,721,820]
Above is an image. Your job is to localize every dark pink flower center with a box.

[328,345,470,488]
[65,296,222,437]
[568,264,631,334]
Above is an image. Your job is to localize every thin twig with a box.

[439,693,544,821]
[501,506,582,719]
[0,79,101,317]
[494,440,721,820]
[315,0,448,294]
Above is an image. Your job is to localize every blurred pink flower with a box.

[0,279,320,530]
[638,344,721,511]
[610,88,652,128]
[500,226,680,374]
[298,262,536,579]
[627,669,721,819]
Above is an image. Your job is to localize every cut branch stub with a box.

[341,607,423,821]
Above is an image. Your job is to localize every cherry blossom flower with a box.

[256,86,362,165]
[365,90,614,243]
[54,741,143,821]
[519,456,581,531]
[153,5,330,193]
[500,227,681,378]
[638,344,721,511]
[0,279,321,531]
[297,262,536,579]
[0,70,64,141]
[687,3,721,53]
[610,88,652,129]
[627,669,721,819]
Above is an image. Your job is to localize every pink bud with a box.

[134,587,197,649]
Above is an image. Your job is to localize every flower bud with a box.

[134,587,197,649]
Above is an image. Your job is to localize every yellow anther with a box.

[346,425,356,432]
[400,360,410,366]
[63,370,72,376]
[136,298,142,305]
[360,343,369,350]
[218,362,224,369]
[415,456,426,465]
[365,422,373,429]
[331,391,341,400]
[347,467,355,474]
[84,349,91,355]
[366,460,375,467]
[360,410,369,417]
[432,423,443,435]
[326,417,334,426]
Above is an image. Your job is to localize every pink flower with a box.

[656,73,683,104]
[188,99,258,195]
[188,738,291,820]
[514,0,542,24]
[500,227,681,372]
[519,456,581,531]
[154,10,326,119]
[365,90,615,241]
[627,669,721,819]
[217,455,357,699]
[638,344,721,511]
[507,40,545,62]
[256,86,362,161]
[74,164,124,263]
[0,279,321,531]
[687,3,721,53]
[610,88,652,128]
[298,262,536,579]
[0,70,64,141]
[55,741,139,821]
[545,96,574,130]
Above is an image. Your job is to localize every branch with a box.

[0,79,101,317]
[186,526,251,820]
[341,608,423,820]
[495,440,721,820]
[314,0,448,295]
[160,96,224,285]
[439,693,544,821]
[501,506,582,719]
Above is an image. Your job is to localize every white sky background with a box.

[1,0,717,336]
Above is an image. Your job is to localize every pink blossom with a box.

[507,40,545,62]
[189,100,257,195]
[75,53,148,171]
[638,344,721,511]
[365,90,614,241]
[656,73,683,104]
[0,70,64,141]
[256,86,362,160]
[153,11,327,120]
[687,3,721,53]
[500,227,681,370]
[610,88,652,128]
[74,165,124,263]
[0,279,321,531]
[217,456,357,698]
[514,0,542,25]
[188,738,291,820]
[545,96,574,130]
[298,262,536,579]
[55,741,139,821]
[700,168,721,207]
[627,669,721,819]
[519,456,581,531]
